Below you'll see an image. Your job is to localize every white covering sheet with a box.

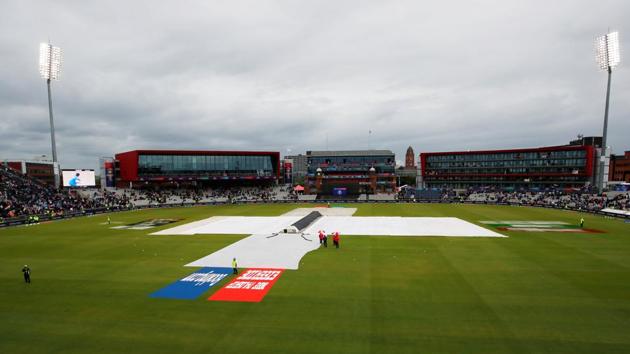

[153,214,504,270]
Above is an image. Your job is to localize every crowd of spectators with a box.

[605,193,630,211]
[214,186,281,202]
[284,185,300,201]
[3,162,629,223]
[1,165,131,220]
[398,186,630,212]
[103,186,288,205]
[2,168,295,220]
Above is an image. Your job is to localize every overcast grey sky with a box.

[1,0,628,169]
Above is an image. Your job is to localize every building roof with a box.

[306,150,394,157]
[2,158,55,165]
[115,150,279,156]
[420,144,591,157]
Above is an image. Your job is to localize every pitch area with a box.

[1,203,629,354]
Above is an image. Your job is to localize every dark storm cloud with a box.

[0,0,629,169]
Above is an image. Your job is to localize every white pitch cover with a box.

[152,211,504,270]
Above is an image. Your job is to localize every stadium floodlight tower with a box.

[594,31,621,194]
[39,42,63,188]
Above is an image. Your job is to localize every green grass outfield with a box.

[1,203,630,354]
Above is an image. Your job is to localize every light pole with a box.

[39,43,63,188]
[594,31,621,194]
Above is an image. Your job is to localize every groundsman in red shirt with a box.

[333,232,340,249]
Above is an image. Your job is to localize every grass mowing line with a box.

[430,238,527,354]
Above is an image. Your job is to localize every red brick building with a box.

[419,144,596,190]
[304,150,396,195]
[114,150,280,188]
[609,151,630,182]
[3,159,55,185]
[405,146,415,169]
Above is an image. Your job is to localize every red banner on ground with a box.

[208,268,284,302]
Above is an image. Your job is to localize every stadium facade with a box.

[2,159,55,185]
[609,151,630,182]
[418,143,597,190]
[304,150,396,196]
[284,154,308,182]
[114,150,280,188]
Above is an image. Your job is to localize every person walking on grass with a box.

[232,257,238,275]
[22,265,31,284]
[580,217,585,228]
[333,232,340,249]
[322,231,328,248]
[318,230,324,245]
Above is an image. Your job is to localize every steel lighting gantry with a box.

[39,42,63,188]
[594,31,621,193]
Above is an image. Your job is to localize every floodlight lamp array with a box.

[595,31,621,71]
[39,43,63,80]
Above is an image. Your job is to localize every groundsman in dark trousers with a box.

[22,265,31,283]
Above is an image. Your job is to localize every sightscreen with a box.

[62,169,96,187]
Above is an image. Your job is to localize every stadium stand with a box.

[414,189,443,201]
[297,194,318,201]
[2,162,629,227]
[0,165,131,220]
[358,193,397,201]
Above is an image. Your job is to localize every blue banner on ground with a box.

[150,267,232,300]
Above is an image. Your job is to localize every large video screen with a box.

[62,169,96,187]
